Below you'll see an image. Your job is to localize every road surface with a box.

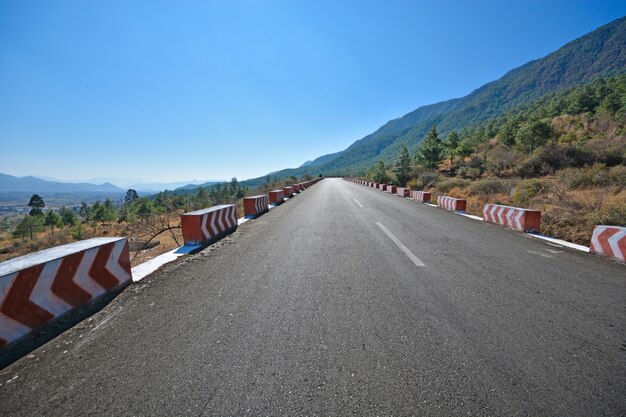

[1,178,625,416]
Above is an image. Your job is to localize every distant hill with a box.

[237,15,626,184]
[0,173,124,193]
[127,181,219,193]
[175,181,219,191]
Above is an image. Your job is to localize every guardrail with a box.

[437,196,466,212]
[0,238,131,350]
[590,225,625,263]
[483,204,541,232]
[411,191,431,203]
[244,195,269,218]
[269,190,284,205]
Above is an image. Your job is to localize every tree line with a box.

[366,73,626,187]
[11,177,250,241]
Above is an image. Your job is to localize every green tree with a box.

[79,201,92,221]
[124,189,139,205]
[393,144,412,186]
[59,206,77,226]
[137,198,155,218]
[497,118,520,147]
[443,131,460,165]
[515,119,553,157]
[92,198,117,222]
[457,139,475,159]
[416,125,443,170]
[28,194,45,216]
[230,177,240,197]
[44,210,62,232]
[13,215,44,240]
[371,161,390,184]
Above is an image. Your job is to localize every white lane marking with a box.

[353,198,364,208]
[527,250,553,258]
[376,222,425,267]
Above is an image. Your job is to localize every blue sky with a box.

[1,1,624,183]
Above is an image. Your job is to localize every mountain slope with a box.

[0,173,123,193]
[245,15,626,183]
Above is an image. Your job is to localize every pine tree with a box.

[44,210,62,232]
[393,144,412,186]
[371,161,389,184]
[124,189,139,205]
[59,206,78,226]
[28,194,45,216]
[416,125,443,170]
[443,131,460,166]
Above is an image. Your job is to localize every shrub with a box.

[435,178,470,194]
[557,164,615,189]
[607,165,626,188]
[408,172,439,190]
[70,224,86,240]
[595,203,626,226]
[467,178,513,196]
[458,166,482,179]
[485,145,519,175]
[511,179,544,204]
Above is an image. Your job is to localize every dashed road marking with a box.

[376,222,425,267]
[353,199,364,208]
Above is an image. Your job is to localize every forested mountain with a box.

[232,15,625,187]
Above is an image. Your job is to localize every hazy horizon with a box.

[1,0,625,183]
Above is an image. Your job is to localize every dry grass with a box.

[424,172,625,246]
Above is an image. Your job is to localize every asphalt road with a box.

[1,178,625,416]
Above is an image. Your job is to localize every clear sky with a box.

[1,0,625,183]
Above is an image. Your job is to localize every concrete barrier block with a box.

[283,186,294,198]
[387,185,397,194]
[181,205,237,246]
[382,184,388,191]
[483,203,541,232]
[396,187,409,197]
[412,191,431,203]
[269,190,284,205]
[0,237,131,349]
[437,196,466,212]
[244,195,269,218]
[590,225,626,263]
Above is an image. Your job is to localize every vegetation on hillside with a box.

[362,74,626,244]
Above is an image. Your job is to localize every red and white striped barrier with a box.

[412,191,431,203]
[244,195,269,218]
[396,187,409,197]
[387,185,397,194]
[268,190,284,205]
[483,204,541,232]
[181,205,238,246]
[437,196,466,212]
[0,237,131,348]
[590,225,626,263]
[283,186,294,198]
[382,184,388,191]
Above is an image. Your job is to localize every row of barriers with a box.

[181,178,322,246]
[0,178,323,352]
[346,178,625,264]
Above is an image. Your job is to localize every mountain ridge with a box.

[0,173,124,193]
[225,15,625,187]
